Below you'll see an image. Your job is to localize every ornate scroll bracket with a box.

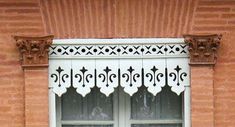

[15,35,54,68]
[183,34,222,65]
[184,34,222,65]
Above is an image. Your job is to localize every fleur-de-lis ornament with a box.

[98,67,116,86]
[168,65,187,95]
[74,67,94,97]
[145,66,165,95]
[121,66,141,96]
[97,66,117,96]
[122,67,140,86]
[51,66,70,96]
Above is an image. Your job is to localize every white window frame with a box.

[49,87,190,127]
[49,38,191,127]
[53,88,119,127]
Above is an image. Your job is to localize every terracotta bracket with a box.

[183,34,222,66]
[15,35,54,68]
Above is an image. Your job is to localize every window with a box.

[55,85,184,127]
[48,38,190,127]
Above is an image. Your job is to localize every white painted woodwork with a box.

[49,60,71,97]
[167,58,189,95]
[143,59,166,96]
[96,60,119,96]
[48,38,191,127]
[72,60,96,97]
[119,59,142,96]
[49,38,189,97]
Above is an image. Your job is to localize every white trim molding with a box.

[49,38,189,97]
[48,38,191,127]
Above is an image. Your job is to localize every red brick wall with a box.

[191,1,235,127]
[24,69,49,127]
[0,0,235,127]
[40,0,197,38]
[191,67,214,127]
[0,0,45,127]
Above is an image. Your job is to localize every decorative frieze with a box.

[15,35,54,68]
[184,34,222,65]
[49,59,189,97]
[49,38,190,97]
[49,44,188,58]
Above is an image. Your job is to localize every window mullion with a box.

[118,87,127,127]
[49,89,56,127]
[184,86,191,127]
[56,96,62,127]
[113,90,119,127]
[125,93,131,127]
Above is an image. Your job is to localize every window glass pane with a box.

[131,124,181,127]
[131,86,182,120]
[63,125,113,127]
[61,87,113,120]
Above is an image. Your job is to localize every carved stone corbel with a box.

[15,35,54,68]
[183,34,222,65]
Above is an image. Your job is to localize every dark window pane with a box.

[131,86,182,120]
[61,87,113,120]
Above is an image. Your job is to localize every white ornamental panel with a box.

[96,45,119,57]
[49,38,190,97]
[72,45,96,56]
[49,45,70,57]
[72,60,95,97]
[120,59,142,96]
[119,45,143,57]
[167,58,190,95]
[165,44,188,57]
[49,60,71,97]
[96,60,119,96]
[143,59,166,96]
[142,44,165,56]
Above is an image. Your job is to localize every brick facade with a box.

[0,0,235,127]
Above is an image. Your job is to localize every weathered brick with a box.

[193,26,235,31]
[0,3,38,7]
[221,14,235,19]
[195,13,220,18]
[4,8,40,13]
[191,67,214,127]
[24,69,49,127]
[0,0,235,127]
[198,1,235,6]
[0,0,44,126]
[194,20,227,25]
[196,7,230,12]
